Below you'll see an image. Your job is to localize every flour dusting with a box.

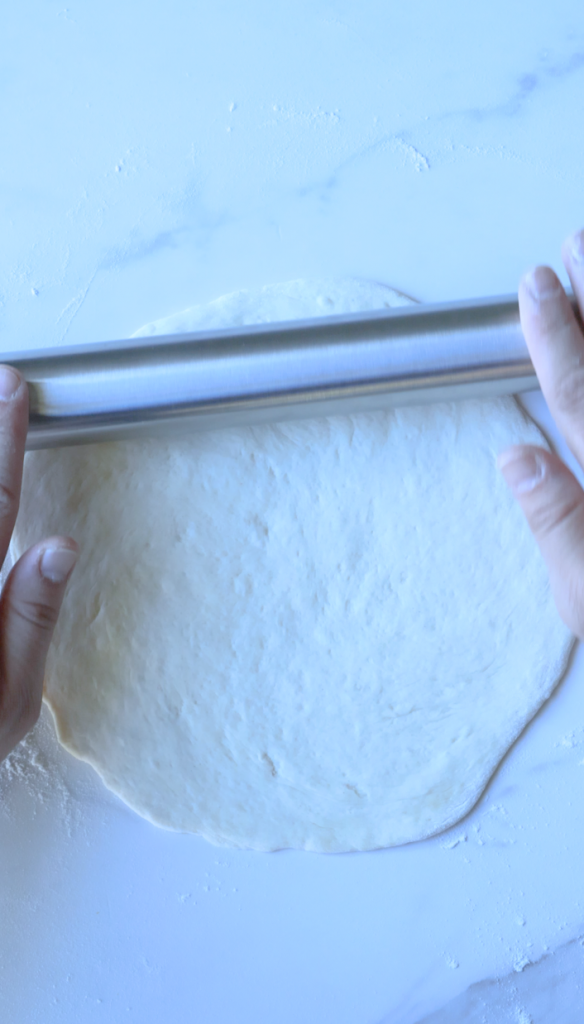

[0,708,75,835]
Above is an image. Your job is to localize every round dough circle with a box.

[13,279,574,851]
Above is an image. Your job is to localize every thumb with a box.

[0,537,78,759]
[497,444,584,638]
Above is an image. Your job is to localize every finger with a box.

[0,365,29,569]
[0,537,78,760]
[518,265,584,469]
[497,444,584,638]
[561,227,584,315]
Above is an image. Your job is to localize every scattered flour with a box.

[1,707,78,838]
[417,934,584,1022]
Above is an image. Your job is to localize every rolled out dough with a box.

[12,279,574,852]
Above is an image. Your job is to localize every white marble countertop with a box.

[2,2,584,1021]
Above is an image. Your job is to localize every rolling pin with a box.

[7,292,580,451]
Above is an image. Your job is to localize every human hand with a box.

[0,367,78,762]
[497,228,584,639]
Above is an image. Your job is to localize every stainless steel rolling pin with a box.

[8,292,580,451]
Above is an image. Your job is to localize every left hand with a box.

[0,367,79,762]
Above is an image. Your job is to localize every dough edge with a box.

[13,278,576,853]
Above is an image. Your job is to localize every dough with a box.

[12,279,574,852]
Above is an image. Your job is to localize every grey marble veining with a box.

[1,2,584,1021]
[414,936,584,1023]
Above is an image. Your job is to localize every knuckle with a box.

[528,494,584,540]
[12,595,59,634]
[0,478,18,520]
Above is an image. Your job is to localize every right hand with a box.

[498,228,584,638]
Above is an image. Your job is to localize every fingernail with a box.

[497,450,546,495]
[523,266,563,303]
[0,365,21,401]
[568,229,584,266]
[40,546,78,583]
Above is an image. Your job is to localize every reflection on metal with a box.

[7,293,577,450]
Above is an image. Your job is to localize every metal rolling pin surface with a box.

[6,292,579,450]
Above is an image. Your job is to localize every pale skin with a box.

[497,227,584,637]
[1,231,584,764]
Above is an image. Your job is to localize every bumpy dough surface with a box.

[12,279,574,851]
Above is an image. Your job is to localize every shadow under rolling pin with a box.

[6,292,580,451]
